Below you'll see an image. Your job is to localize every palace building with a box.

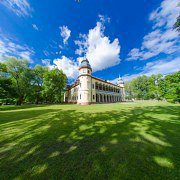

[64,58,125,105]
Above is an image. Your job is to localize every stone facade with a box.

[64,58,125,105]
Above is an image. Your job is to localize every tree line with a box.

[1,57,179,105]
[125,72,180,103]
[0,57,67,105]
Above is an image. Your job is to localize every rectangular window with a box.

[93,95,95,99]
[80,94,81,99]
[92,84,94,89]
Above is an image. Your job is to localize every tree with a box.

[125,72,180,103]
[0,77,16,105]
[0,62,16,105]
[0,62,7,72]
[43,68,67,103]
[125,81,134,100]
[4,57,32,105]
[0,58,68,105]
[148,74,163,100]
[174,2,180,31]
[131,75,150,100]
[28,65,48,104]
[174,15,180,32]
[163,72,180,103]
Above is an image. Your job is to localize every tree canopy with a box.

[0,57,67,105]
[125,72,180,103]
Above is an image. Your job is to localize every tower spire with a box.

[117,75,124,85]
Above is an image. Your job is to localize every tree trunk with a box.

[16,96,24,105]
[35,95,39,104]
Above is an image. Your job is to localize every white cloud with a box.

[0,0,32,17]
[0,31,34,62]
[75,18,121,72]
[53,56,78,79]
[32,24,38,31]
[127,0,179,61]
[59,26,71,45]
[41,59,55,70]
[126,48,142,60]
[149,0,179,29]
[98,14,110,23]
[42,59,51,66]
[143,57,180,76]
[43,50,50,56]
[42,56,79,79]
[110,74,139,83]
[110,78,119,84]
[111,57,180,82]
[74,33,88,55]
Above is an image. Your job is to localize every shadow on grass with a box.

[0,105,180,179]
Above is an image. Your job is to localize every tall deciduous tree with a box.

[124,81,134,100]
[0,63,16,104]
[164,71,180,103]
[4,57,32,105]
[131,75,150,100]
[29,65,48,104]
[148,74,163,100]
[43,68,67,103]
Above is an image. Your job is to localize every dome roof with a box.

[117,76,124,84]
[79,57,92,69]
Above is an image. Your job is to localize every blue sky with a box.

[0,0,179,83]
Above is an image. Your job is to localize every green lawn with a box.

[0,102,180,179]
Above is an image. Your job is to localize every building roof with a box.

[67,79,79,90]
[91,76,120,87]
[79,57,92,70]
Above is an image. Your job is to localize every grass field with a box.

[0,102,180,179]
